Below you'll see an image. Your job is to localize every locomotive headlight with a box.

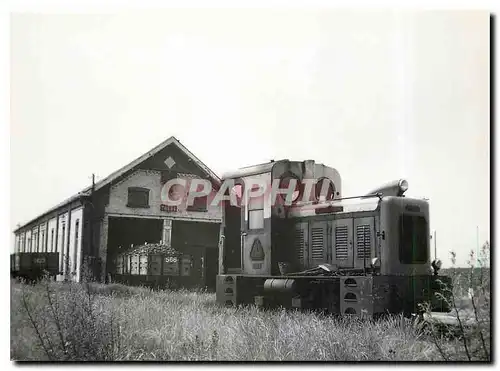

[398,179,409,195]
[371,257,381,268]
[431,259,442,275]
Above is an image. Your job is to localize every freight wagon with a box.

[10,252,60,281]
[112,243,201,289]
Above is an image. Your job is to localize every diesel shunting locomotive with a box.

[216,159,450,317]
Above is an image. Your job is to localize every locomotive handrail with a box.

[290,192,382,208]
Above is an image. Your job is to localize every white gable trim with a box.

[93,136,220,192]
[14,136,220,233]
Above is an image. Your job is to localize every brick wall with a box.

[106,169,222,221]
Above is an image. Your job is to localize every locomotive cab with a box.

[219,159,341,276]
[379,196,432,276]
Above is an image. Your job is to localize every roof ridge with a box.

[14,135,220,233]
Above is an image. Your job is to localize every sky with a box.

[10,10,490,266]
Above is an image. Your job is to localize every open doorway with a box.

[171,220,220,290]
[107,217,163,276]
[224,205,242,272]
[204,247,219,291]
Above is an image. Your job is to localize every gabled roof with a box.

[14,136,221,233]
[91,136,221,193]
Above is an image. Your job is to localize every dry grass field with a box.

[10,271,490,362]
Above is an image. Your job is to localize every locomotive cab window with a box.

[315,178,336,202]
[279,175,301,205]
[248,184,264,230]
[399,214,429,264]
[127,187,150,208]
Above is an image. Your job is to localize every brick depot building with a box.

[13,137,222,289]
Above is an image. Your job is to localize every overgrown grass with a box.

[10,242,491,362]
[10,277,486,362]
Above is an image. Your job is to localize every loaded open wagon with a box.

[112,243,195,289]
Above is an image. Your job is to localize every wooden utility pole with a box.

[90,173,95,256]
[86,173,96,281]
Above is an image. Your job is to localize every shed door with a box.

[332,219,353,268]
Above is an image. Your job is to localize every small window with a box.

[249,209,264,230]
[399,214,429,264]
[187,181,208,212]
[187,196,207,212]
[127,187,150,208]
[248,185,264,230]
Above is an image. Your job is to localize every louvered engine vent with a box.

[356,225,371,259]
[335,226,348,260]
[311,227,324,260]
[295,229,305,264]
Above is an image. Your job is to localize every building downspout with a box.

[54,215,59,263]
[65,205,72,281]
[45,221,49,252]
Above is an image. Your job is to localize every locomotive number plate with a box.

[34,258,46,264]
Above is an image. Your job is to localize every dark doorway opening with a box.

[107,217,163,276]
[204,247,219,291]
[171,220,220,290]
[224,205,242,272]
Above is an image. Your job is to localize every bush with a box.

[12,278,122,361]
[419,242,491,362]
